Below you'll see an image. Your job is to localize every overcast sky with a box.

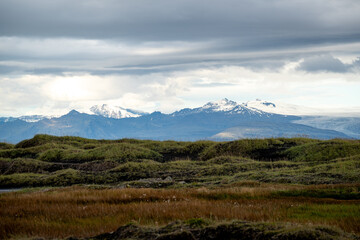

[1,0,360,116]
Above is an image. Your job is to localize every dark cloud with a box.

[0,65,22,74]
[1,0,360,43]
[0,57,289,76]
[297,55,360,73]
[0,0,360,77]
[297,55,350,73]
[352,58,360,68]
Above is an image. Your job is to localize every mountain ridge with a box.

[0,99,358,143]
[0,109,350,144]
[3,98,360,121]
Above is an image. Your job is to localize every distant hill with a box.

[1,135,360,188]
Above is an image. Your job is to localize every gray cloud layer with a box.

[1,0,360,73]
[2,0,360,41]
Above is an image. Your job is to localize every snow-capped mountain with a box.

[90,104,148,119]
[171,98,270,117]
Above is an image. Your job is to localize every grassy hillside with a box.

[0,134,359,187]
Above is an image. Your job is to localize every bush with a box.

[15,134,97,148]
[0,142,14,150]
[0,158,50,174]
[109,160,163,180]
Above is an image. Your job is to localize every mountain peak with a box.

[67,110,80,115]
[202,98,238,111]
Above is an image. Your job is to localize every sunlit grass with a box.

[1,184,359,239]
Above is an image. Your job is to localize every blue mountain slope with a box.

[294,116,360,139]
[212,121,349,140]
[0,106,350,143]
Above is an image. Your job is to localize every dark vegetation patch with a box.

[284,140,360,162]
[0,142,13,150]
[86,221,359,240]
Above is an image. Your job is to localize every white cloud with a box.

[1,60,360,117]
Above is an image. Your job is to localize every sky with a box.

[1,0,360,117]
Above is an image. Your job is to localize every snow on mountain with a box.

[245,99,360,116]
[0,115,54,123]
[245,99,310,116]
[231,104,268,115]
[202,98,238,112]
[172,98,238,116]
[19,115,54,122]
[90,104,148,119]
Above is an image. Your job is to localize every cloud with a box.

[1,0,360,42]
[0,75,49,116]
[296,55,360,73]
[1,36,360,78]
[1,1,360,74]
[0,0,360,116]
[297,55,350,73]
[352,58,360,69]
[1,63,360,117]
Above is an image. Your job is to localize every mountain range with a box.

[0,99,359,143]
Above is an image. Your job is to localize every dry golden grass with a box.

[0,184,359,239]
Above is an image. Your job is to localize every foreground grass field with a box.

[1,183,359,239]
[0,135,360,239]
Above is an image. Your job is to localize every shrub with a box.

[15,134,97,148]
[0,142,14,150]
[109,160,163,180]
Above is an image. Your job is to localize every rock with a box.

[164,176,173,182]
